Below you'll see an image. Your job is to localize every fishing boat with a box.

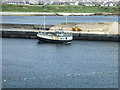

[37,16,73,44]
[37,30,73,44]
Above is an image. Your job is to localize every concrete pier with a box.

[1,23,120,41]
[1,30,119,41]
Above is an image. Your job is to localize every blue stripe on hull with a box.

[38,37,72,43]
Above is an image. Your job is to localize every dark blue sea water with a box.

[1,16,118,25]
[2,38,118,88]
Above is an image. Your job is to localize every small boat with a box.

[37,30,73,44]
[37,16,73,44]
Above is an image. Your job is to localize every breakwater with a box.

[1,31,119,41]
[1,23,120,41]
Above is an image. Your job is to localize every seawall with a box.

[1,23,120,41]
[1,30,119,41]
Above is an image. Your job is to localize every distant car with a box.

[72,27,82,31]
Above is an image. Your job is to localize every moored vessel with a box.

[37,16,73,44]
[37,30,73,44]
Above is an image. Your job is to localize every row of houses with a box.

[80,1,119,6]
[1,0,120,6]
[40,1,120,6]
[40,1,79,5]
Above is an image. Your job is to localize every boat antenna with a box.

[66,16,68,30]
[43,15,46,30]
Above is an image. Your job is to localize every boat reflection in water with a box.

[37,30,73,44]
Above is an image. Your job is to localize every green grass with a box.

[1,4,119,13]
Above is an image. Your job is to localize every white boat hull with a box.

[37,31,73,44]
[38,37,72,43]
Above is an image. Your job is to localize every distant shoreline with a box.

[2,4,119,16]
[0,12,119,16]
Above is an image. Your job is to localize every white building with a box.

[5,0,29,5]
[104,2,114,6]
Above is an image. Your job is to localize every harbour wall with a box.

[1,31,119,41]
[1,23,120,41]
[1,23,54,30]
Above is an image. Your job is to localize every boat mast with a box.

[66,16,68,30]
[43,15,46,30]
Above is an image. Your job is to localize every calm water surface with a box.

[1,16,118,25]
[2,38,118,88]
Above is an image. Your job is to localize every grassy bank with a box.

[1,4,119,13]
